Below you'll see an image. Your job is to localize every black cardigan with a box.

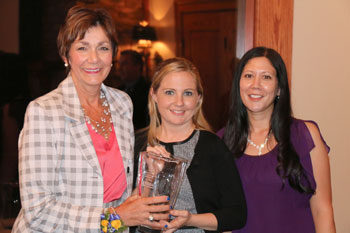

[134,130,247,232]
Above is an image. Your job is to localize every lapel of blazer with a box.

[61,75,103,177]
[102,84,133,172]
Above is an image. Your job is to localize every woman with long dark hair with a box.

[220,47,335,233]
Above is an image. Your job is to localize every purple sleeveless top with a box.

[220,119,329,233]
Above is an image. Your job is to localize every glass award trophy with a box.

[137,151,188,233]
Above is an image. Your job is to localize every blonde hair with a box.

[147,57,212,146]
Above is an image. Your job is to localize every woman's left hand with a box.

[162,210,192,233]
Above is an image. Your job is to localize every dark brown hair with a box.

[57,4,118,63]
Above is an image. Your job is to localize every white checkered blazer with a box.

[12,76,134,232]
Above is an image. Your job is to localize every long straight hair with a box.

[223,47,314,194]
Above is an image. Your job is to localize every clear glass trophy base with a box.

[136,152,188,233]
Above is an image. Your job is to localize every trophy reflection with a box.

[137,151,188,233]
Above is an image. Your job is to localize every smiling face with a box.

[240,57,280,117]
[151,71,201,130]
[65,26,113,90]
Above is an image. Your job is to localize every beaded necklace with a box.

[247,131,271,156]
[82,91,112,140]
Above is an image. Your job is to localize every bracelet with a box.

[100,207,127,233]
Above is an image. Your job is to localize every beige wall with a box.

[0,0,19,54]
[292,0,350,232]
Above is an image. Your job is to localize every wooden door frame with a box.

[244,0,255,50]
[245,0,294,84]
[174,0,237,56]
[172,0,293,81]
[172,0,293,82]
[174,0,238,130]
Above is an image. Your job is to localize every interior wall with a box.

[0,0,19,54]
[292,0,350,232]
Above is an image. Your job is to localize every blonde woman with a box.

[134,57,247,233]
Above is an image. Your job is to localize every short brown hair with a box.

[57,4,118,62]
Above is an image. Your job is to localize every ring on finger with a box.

[148,213,154,222]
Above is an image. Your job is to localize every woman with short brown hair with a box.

[12,4,170,232]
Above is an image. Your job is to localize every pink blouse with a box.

[86,123,127,203]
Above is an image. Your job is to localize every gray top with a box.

[135,129,247,232]
[161,130,203,233]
